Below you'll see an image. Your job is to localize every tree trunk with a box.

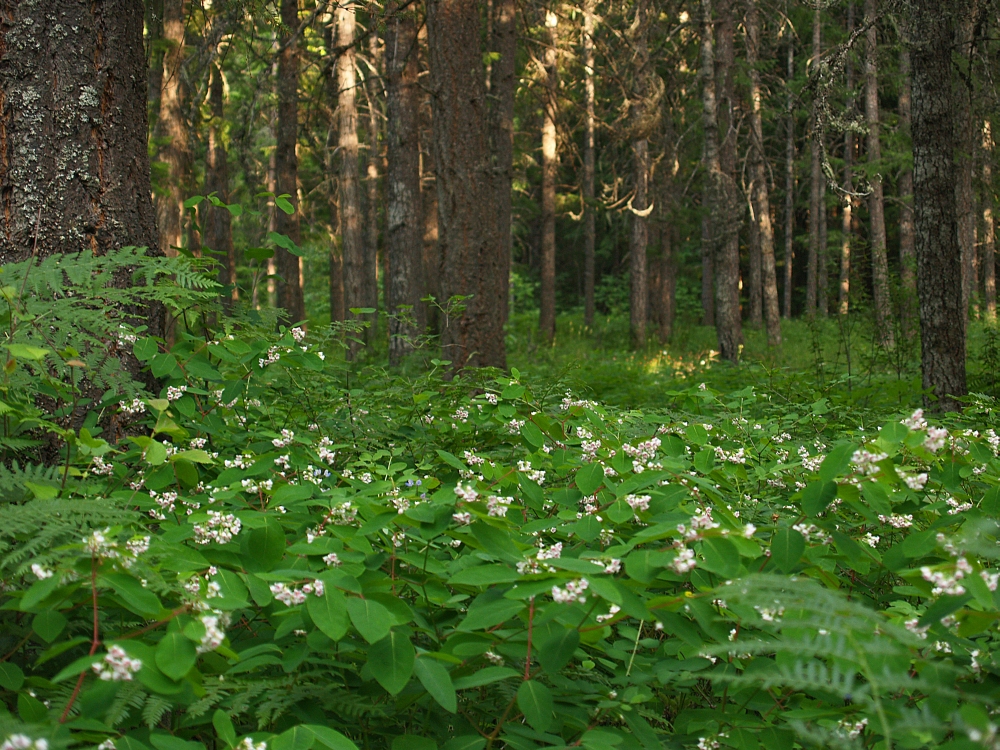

[956,12,977,317]
[203,63,237,309]
[864,0,893,347]
[155,0,190,257]
[701,202,715,326]
[419,22,441,332]
[146,0,165,114]
[629,0,652,349]
[910,0,966,410]
[276,0,304,322]
[783,30,795,319]
[898,44,916,297]
[806,2,821,317]
[539,9,559,342]
[838,1,855,316]
[489,0,516,330]
[364,30,382,337]
[385,4,423,364]
[711,0,742,361]
[658,225,677,342]
[323,18,344,324]
[818,181,828,315]
[426,0,506,370]
[582,0,596,328]
[337,1,365,341]
[746,0,782,345]
[748,208,762,327]
[983,120,996,318]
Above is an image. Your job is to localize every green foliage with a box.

[3,251,1000,750]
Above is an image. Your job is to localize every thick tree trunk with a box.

[748,212,762,327]
[838,2,855,316]
[630,138,649,348]
[864,0,893,346]
[489,0,516,330]
[956,12,977,316]
[419,25,441,332]
[146,0,165,114]
[806,3,821,317]
[385,5,423,364]
[337,1,365,340]
[203,64,237,309]
[783,34,795,319]
[711,0,742,361]
[910,0,966,410]
[898,44,916,297]
[155,0,190,257]
[582,0,596,328]
[539,10,558,342]
[426,0,506,370]
[323,19,344,324]
[701,201,715,326]
[364,30,382,335]
[983,121,996,318]
[276,0,304,322]
[746,0,781,345]
[657,225,677,343]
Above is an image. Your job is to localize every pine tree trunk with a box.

[658,226,677,343]
[712,0,743,361]
[323,18,345,324]
[956,12,977,317]
[806,3,821,317]
[419,31,441,333]
[629,0,652,349]
[701,203,715,326]
[364,30,382,335]
[582,0,596,328]
[838,2,855,316]
[746,0,781,345]
[426,0,506,370]
[489,0,516,329]
[203,64,236,309]
[898,44,916,296]
[276,0,304,322]
[864,0,893,347]
[337,1,365,341]
[155,0,190,257]
[539,10,558,342]
[983,120,996,319]
[386,4,423,364]
[748,210,762,327]
[783,32,795,319]
[818,181,828,315]
[910,0,966,410]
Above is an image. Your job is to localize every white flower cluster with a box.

[91,455,114,476]
[903,617,929,639]
[552,578,589,603]
[946,495,973,515]
[317,436,336,464]
[623,438,661,463]
[677,507,719,540]
[452,511,472,525]
[924,426,949,452]
[851,449,888,475]
[517,460,546,484]
[323,552,341,567]
[31,564,53,579]
[792,523,832,544]
[517,542,562,574]
[862,533,880,547]
[625,494,651,514]
[507,418,525,434]
[197,612,229,652]
[484,650,504,665]
[121,397,146,415]
[596,603,621,623]
[714,446,747,465]
[561,394,597,410]
[237,738,267,750]
[167,385,188,401]
[603,558,622,574]
[327,501,358,526]
[487,495,514,517]
[455,484,478,503]
[463,450,486,466]
[1,736,48,750]
[259,346,282,368]
[670,547,696,573]
[270,579,325,606]
[93,645,142,681]
[902,409,927,430]
[272,429,294,448]
[921,557,972,596]
[581,439,602,462]
[241,478,273,493]
[485,393,499,405]
[754,605,785,622]
[291,326,307,343]
[902,472,928,490]
[837,718,868,739]
[879,514,913,529]
[193,511,242,545]
[224,454,254,470]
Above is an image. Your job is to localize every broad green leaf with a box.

[770,529,806,574]
[307,587,349,641]
[241,518,286,572]
[21,575,61,611]
[0,662,25,691]
[801,480,838,517]
[451,666,520,690]
[368,631,415,695]
[516,680,553,732]
[155,632,198,680]
[575,463,605,496]
[458,595,525,631]
[536,628,580,674]
[392,737,437,750]
[414,656,457,712]
[448,566,521,586]
[18,693,47,723]
[268,231,302,256]
[271,726,315,750]
[307,727,359,750]
[819,442,856,482]
[32,609,67,642]
[214,710,237,747]
[519,421,545,448]
[442,740,485,750]
[102,573,163,617]
[699,537,741,578]
[150,735,204,750]
[5,344,49,360]
[346,597,393,643]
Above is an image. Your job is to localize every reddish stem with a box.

[60,556,101,723]
[524,596,535,680]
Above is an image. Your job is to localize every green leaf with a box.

[368,631,415,695]
[392,738,436,750]
[306,727,359,750]
[346,597,393,643]
[183,195,205,208]
[18,693,47,723]
[307,587,349,641]
[5,344,50,360]
[155,632,198,680]
[32,609,68,642]
[274,196,295,215]
[451,666,520,689]
[23,481,58,500]
[21,575,61,611]
[172,449,214,464]
[575,463,605,496]
[802,480,838,516]
[268,231,303,256]
[271,727,315,750]
[517,680,553,732]
[536,627,580,674]
[150,353,178,378]
[241,518,286,572]
[102,573,163,617]
[145,440,168,466]
[519,421,545,448]
[414,655,457,712]
[214,710,238,747]
[448,566,521,586]
[819,443,855,482]
[442,739,485,750]
[861,482,892,515]
[0,662,25,691]
[699,537,741,578]
[770,528,806,574]
[459,596,525,631]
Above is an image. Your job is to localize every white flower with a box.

[93,645,142,681]
[551,578,589,603]
[30,564,53,580]
[924,426,949,452]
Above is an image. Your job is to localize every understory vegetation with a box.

[2,251,1000,750]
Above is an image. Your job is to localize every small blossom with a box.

[93,645,142,681]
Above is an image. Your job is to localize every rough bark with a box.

[489,0,516,329]
[956,11,977,316]
[864,0,893,347]
[710,0,742,361]
[806,3,821,317]
[984,120,996,318]
[385,4,423,364]
[838,1,855,316]
[323,17,344,323]
[539,9,558,342]
[276,0,304,322]
[657,225,677,342]
[818,181,828,316]
[146,0,165,114]
[746,0,781,345]
[783,32,795,319]
[364,29,382,335]
[898,44,916,297]
[426,0,506,370]
[629,0,653,349]
[582,0,596,327]
[701,201,714,326]
[203,63,236,309]
[337,1,365,338]
[155,0,190,257]
[910,0,966,410]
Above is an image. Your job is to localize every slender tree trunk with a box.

[427,0,506,370]
[701,203,715,326]
[489,0,516,330]
[838,2,855,316]
[910,0,966,410]
[323,18,344,323]
[711,0,742,361]
[818,182,828,315]
[864,0,893,346]
[956,11,977,317]
[582,0,596,327]
[364,30,382,336]
[539,10,559,342]
[658,225,677,342]
[806,2,821,317]
[419,26,441,332]
[337,1,365,340]
[203,64,237,308]
[898,44,916,297]
[746,0,781,345]
[983,120,996,318]
[156,0,189,257]
[146,0,165,115]
[386,4,423,364]
[276,0,304,322]
[748,211,762,327]
[629,0,652,349]
[783,31,795,319]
